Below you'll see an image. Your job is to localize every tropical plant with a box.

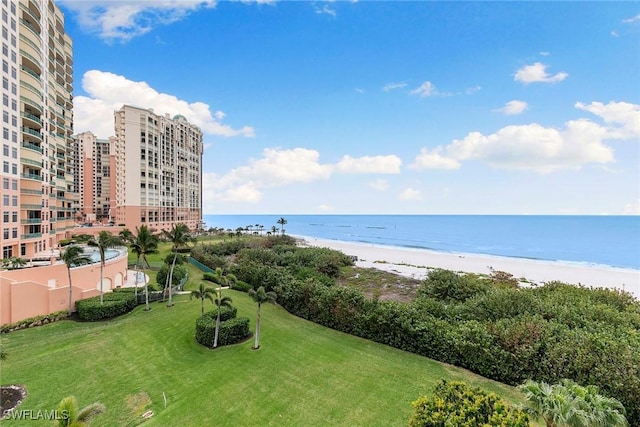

[203,268,237,347]
[88,231,123,304]
[277,217,287,235]
[518,379,628,427]
[190,283,216,316]
[61,245,91,316]
[409,380,529,427]
[56,395,105,427]
[162,223,192,307]
[0,337,7,360]
[248,286,277,349]
[118,228,134,245]
[131,226,159,311]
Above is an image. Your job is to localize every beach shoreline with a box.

[295,235,640,299]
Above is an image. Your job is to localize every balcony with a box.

[21,218,42,224]
[21,172,43,181]
[21,233,43,240]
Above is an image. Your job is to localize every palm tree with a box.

[212,289,233,348]
[162,223,192,307]
[56,396,105,427]
[131,226,159,311]
[277,217,287,235]
[119,228,134,245]
[518,379,628,427]
[7,256,26,269]
[88,231,123,304]
[190,282,215,316]
[61,245,91,316]
[248,286,276,350]
[270,225,277,235]
[204,268,237,348]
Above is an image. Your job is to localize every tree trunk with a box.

[133,261,139,300]
[214,307,221,348]
[166,250,177,307]
[144,268,150,311]
[99,260,104,304]
[67,269,73,316]
[254,303,261,349]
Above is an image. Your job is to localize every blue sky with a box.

[58,1,640,215]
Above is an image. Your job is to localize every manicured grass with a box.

[1,291,529,426]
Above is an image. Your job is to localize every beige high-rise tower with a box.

[113,105,203,232]
[0,0,76,259]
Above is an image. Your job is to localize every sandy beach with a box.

[298,236,640,299]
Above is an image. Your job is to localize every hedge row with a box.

[275,277,640,426]
[75,292,137,321]
[0,310,68,333]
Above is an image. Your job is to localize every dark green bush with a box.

[156,264,187,288]
[194,307,246,348]
[0,310,68,333]
[231,280,252,292]
[75,292,137,321]
[418,269,487,302]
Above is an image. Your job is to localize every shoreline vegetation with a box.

[295,235,640,299]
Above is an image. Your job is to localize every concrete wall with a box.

[0,247,129,325]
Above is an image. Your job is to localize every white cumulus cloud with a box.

[398,187,422,201]
[494,100,529,115]
[410,147,460,170]
[74,70,254,139]
[59,1,218,43]
[411,101,639,173]
[514,62,568,84]
[336,155,402,174]
[202,147,333,206]
[575,101,640,139]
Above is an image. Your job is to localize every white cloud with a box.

[446,120,613,173]
[398,187,422,201]
[314,4,336,17]
[410,147,460,171]
[59,1,217,43]
[368,179,389,191]
[623,14,640,24]
[540,51,550,56]
[336,155,402,174]
[494,100,529,115]
[514,62,568,84]
[575,101,640,139]
[622,199,640,215]
[410,81,438,97]
[383,82,407,92]
[202,147,333,206]
[465,86,482,95]
[410,101,640,173]
[74,70,254,138]
[318,204,335,212]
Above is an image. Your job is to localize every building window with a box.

[20,243,25,256]
[11,211,16,222]
[11,227,16,238]
[2,178,7,189]
[2,211,7,222]
[2,245,12,258]
[2,228,8,239]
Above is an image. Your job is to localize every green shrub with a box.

[0,310,68,333]
[418,269,487,302]
[231,280,252,292]
[75,292,137,321]
[156,264,187,289]
[409,380,530,427]
[194,307,246,348]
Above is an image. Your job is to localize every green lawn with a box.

[1,291,528,426]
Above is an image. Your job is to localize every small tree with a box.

[277,217,287,235]
[248,286,276,350]
[190,283,215,316]
[409,380,529,427]
[56,396,105,427]
[203,268,236,348]
[162,223,192,307]
[88,231,123,304]
[61,245,91,316]
[131,226,159,311]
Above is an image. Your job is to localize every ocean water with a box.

[203,215,640,270]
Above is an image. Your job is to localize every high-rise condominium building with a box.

[113,105,203,232]
[74,131,115,224]
[0,0,75,259]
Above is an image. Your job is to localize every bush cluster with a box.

[195,306,248,348]
[0,310,68,333]
[276,271,640,425]
[409,380,529,427]
[75,292,137,321]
